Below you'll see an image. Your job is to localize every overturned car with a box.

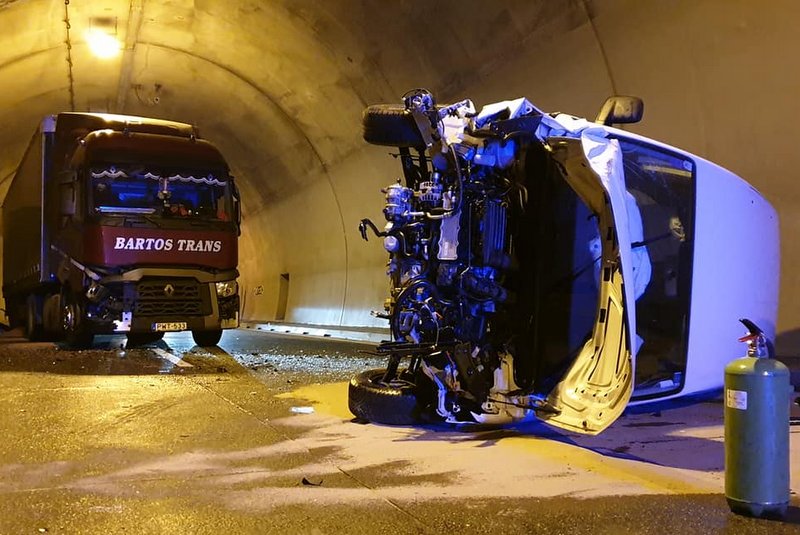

[349,89,779,435]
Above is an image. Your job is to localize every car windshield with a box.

[88,162,232,221]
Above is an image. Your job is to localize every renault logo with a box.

[163,284,175,297]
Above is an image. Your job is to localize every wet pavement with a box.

[0,327,798,534]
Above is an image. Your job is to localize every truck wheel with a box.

[61,292,93,349]
[348,369,419,425]
[362,105,428,147]
[192,329,222,347]
[25,295,43,341]
[126,332,165,347]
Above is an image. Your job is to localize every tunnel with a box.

[0,0,798,351]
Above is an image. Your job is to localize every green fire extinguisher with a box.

[724,318,790,518]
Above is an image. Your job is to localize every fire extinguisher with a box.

[724,318,790,518]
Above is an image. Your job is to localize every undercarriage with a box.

[349,89,623,430]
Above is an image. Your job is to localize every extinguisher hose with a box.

[792,396,800,426]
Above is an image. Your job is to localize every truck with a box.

[2,112,241,348]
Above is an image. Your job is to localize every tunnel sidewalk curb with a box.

[239,321,388,345]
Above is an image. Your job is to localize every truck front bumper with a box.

[85,270,241,334]
[112,294,240,333]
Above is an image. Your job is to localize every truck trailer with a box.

[2,112,241,348]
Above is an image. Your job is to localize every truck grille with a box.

[133,280,210,317]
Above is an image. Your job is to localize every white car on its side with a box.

[349,89,778,435]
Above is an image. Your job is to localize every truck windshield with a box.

[88,162,232,221]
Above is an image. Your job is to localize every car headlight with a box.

[215,280,238,298]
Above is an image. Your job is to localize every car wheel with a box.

[192,329,222,347]
[126,332,164,347]
[348,368,420,425]
[362,104,428,147]
[61,291,93,349]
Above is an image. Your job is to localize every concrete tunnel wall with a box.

[0,1,798,350]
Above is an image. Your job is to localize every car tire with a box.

[362,105,428,148]
[348,368,419,425]
[61,291,93,349]
[192,329,222,347]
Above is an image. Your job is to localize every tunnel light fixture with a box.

[85,28,121,58]
[85,17,121,59]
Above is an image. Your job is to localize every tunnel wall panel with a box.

[1,0,799,347]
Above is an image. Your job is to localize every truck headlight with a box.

[215,280,238,298]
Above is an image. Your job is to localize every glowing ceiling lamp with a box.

[85,17,121,59]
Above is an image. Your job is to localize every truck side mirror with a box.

[59,172,77,217]
[595,96,644,126]
[232,180,242,235]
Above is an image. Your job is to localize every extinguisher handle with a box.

[738,318,775,358]
[739,318,763,336]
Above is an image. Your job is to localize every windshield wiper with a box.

[120,213,163,228]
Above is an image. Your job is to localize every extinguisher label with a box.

[726,388,748,410]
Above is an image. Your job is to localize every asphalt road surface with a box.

[0,327,798,534]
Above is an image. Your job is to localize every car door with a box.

[538,130,638,435]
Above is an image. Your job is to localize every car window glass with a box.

[616,138,695,399]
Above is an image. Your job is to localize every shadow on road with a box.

[380,401,728,472]
[0,330,241,377]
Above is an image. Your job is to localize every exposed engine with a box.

[356,89,548,423]
[369,162,511,345]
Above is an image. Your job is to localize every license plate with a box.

[152,322,187,332]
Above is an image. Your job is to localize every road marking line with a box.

[152,347,193,368]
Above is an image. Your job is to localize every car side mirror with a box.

[595,96,644,126]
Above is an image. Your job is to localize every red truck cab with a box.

[3,112,241,347]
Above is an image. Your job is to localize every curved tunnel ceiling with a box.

[0,1,573,199]
[1,0,799,344]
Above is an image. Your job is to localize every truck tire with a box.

[348,369,419,425]
[25,295,43,341]
[126,332,165,347]
[192,329,222,347]
[61,291,93,349]
[362,105,428,148]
